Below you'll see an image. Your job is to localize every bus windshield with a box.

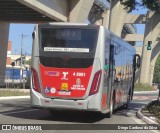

[40,28,98,53]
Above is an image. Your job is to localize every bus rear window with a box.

[40,28,98,53]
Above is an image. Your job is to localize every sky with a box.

[8,1,148,55]
[131,3,148,34]
[131,2,148,46]
[9,24,34,55]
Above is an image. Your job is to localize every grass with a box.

[0,89,30,97]
[134,83,153,91]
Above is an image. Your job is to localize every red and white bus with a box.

[30,23,140,117]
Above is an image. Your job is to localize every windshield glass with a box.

[40,28,98,53]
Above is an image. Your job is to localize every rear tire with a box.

[123,103,128,109]
[48,110,55,116]
[123,90,131,109]
[106,94,114,118]
[48,109,61,116]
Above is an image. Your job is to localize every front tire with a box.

[123,90,131,109]
[106,93,115,118]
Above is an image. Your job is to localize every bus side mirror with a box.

[137,56,141,68]
[32,31,35,40]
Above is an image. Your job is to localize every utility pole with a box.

[20,34,29,84]
[108,0,112,30]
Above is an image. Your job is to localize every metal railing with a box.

[0,76,30,89]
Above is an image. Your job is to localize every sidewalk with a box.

[135,90,160,124]
[0,96,30,100]
[134,90,159,94]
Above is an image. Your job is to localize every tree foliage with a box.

[26,59,31,65]
[153,54,160,84]
[119,0,160,12]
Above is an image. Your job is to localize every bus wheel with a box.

[123,103,128,109]
[123,91,130,109]
[106,94,114,118]
[48,110,55,116]
[48,109,60,116]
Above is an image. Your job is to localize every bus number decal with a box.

[73,72,86,77]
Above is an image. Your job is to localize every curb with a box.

[0,96,30,100]
[134,90,159,94]
[136,108,159,124]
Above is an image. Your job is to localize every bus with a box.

[30,23,140,117]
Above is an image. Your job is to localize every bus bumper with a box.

[31,89,101,111]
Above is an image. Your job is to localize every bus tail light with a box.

[89,70,102,96]
[31,67,41,93]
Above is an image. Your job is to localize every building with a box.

[5,41,31,82]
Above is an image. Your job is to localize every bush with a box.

[145,100,160,120]
[0,90,29,96]
[134,83,152,91]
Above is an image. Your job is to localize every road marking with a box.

[0,109,39,115]
[132,116,159,133]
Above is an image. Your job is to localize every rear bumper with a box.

[31,89,101,111]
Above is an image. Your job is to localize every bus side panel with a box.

[102,30,110,112]
[31,25,42,106]
[110,34,136,108]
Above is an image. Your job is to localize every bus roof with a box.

[106,29,136,53]
[49,22,88,26]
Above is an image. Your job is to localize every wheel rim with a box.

[110,97,113,116]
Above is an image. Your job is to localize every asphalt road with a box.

[0,92,159,133]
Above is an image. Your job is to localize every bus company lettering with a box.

[45,71,59,76]
[61,72,68,80]
[58,91,71,95]
[71,85,85,90]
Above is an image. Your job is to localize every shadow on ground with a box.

[0,99,147,123]
[0,99,106,123]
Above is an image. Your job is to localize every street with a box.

[0,92,159,133]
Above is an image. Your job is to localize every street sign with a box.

[23,70,27,78]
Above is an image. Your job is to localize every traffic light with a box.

[147,41,152,50]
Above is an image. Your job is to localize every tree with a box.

[153,54,160,101]
[153,54,160,84]
[119,0,160,13]
[26,59,31,65]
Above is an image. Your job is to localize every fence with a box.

[0,76,30,89]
